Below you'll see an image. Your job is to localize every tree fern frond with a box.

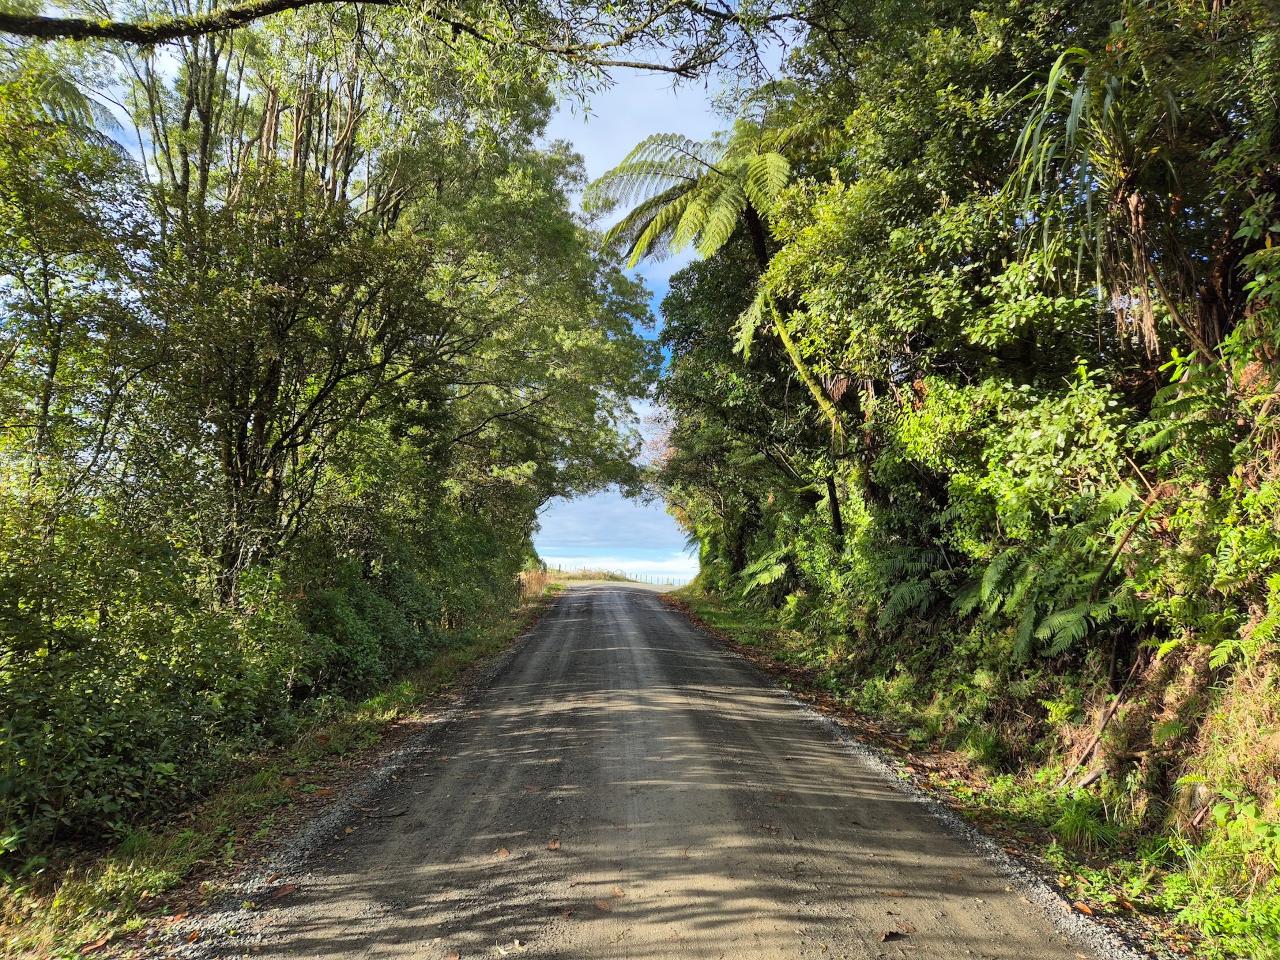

[743,152,791,215]
[695,179,748,258]
[605,187,693,266]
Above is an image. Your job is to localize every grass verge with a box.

[0,589,560,960]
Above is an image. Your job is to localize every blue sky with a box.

[533,73,725,581]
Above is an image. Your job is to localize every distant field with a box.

[543,567,689,587]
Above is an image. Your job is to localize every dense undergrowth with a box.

[578,2,1280,957]
[1,586,556,957]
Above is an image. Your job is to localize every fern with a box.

[586,129,793,267]
[878,578,936,629]
[743,152,791,215]
[735,290,768,359]
[980,548,1020,612]
[740,548,792,598]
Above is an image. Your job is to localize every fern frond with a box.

[609,187,694,266]
[694,179,748,258]
[953,579,983,616]
[743,152,791,215]
[878,578,935,628]
[735,289,768,358]
[980,548,1020,609]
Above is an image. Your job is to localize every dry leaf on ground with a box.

[78,933,111,955]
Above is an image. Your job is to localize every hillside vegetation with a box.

[585,1,1280,956]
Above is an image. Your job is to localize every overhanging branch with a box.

[0,0,396,43]
[0,0,793,69]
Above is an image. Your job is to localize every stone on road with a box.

[236,584,1092,959]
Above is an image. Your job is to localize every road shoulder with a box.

[661,589,1167,960]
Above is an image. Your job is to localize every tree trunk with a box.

[825,473,845,546]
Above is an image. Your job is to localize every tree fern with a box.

[743,152,791,215]
[585,128,792,267]
[589,124,841,440]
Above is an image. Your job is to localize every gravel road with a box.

[218,584,1117,960]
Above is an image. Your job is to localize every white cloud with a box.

[534,487,686,552]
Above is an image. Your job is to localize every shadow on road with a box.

[218,586,1085,960]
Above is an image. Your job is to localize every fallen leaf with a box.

[593,898,613,912]
[560,907,575,918]
[313,787,336,798]
[78,933,111,955]
[269,883,299,900]
[1073,902,1094,915]
[344,826,355,835]
[169,911,188,923]
[186,930,201,944]
[547,838,561,851]
[494,846,511,859]
[611,886,626,898]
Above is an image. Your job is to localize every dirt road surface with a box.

[217,584,1111,960]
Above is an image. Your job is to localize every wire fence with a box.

[544,565,691,587]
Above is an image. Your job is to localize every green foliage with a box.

[0,7,654,869]
[650,0,1280,954]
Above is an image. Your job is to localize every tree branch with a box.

[0,0,783,78]
[0,0,394,43]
